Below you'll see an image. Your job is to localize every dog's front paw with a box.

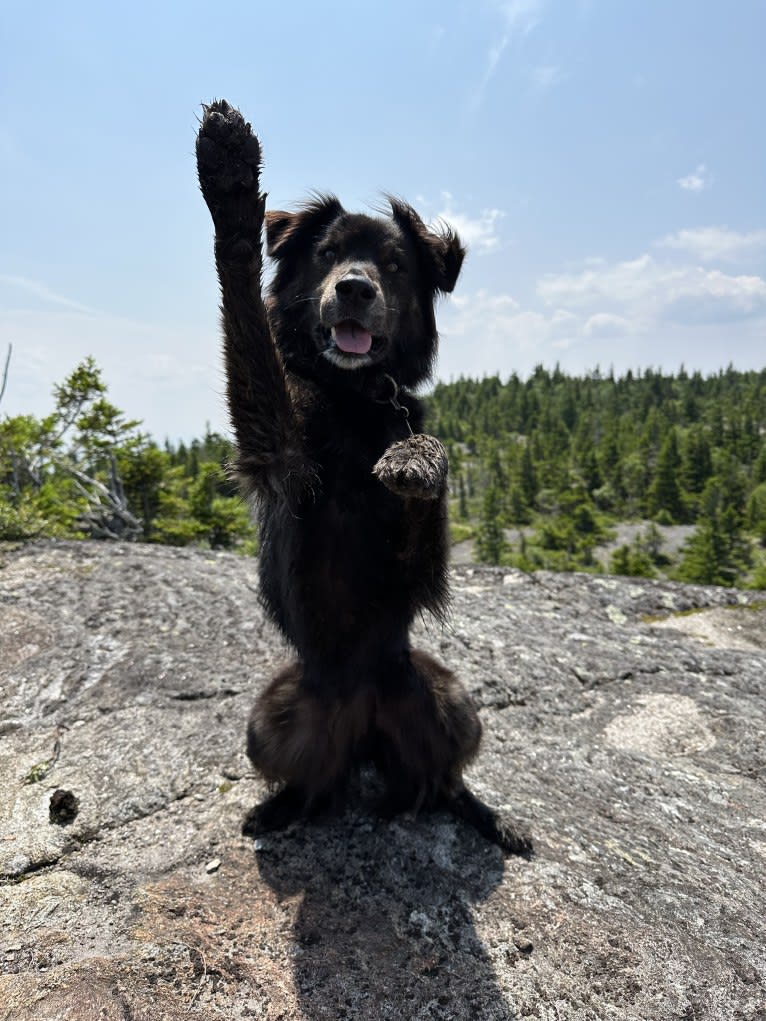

[196,99,263,236]
[373,434,448,500]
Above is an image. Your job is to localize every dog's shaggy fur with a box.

[196,100,530,855]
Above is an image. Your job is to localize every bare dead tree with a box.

[61,456,142,541]
[0,344,11,409]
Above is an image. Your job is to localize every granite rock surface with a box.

[1,540,764,1020]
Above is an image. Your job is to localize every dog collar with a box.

[371,374,414,437]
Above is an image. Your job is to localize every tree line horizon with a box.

[1,354,765,589]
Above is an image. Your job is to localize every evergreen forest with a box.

[1,352,765,589]
[428,365,766,588]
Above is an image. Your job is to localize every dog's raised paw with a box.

[196,99,262,208]
[373,434,448,500]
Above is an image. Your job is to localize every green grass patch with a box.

[449,522,475,544]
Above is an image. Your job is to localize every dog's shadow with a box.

[254,810,518,1019]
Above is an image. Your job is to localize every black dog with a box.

[196,100,530,856]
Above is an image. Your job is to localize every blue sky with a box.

[1,0,764,440]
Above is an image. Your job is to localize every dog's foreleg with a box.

[196,100,309,501]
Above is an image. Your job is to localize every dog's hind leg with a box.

[373,649,532,857]
[243,661,365,835]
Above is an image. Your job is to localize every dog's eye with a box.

[322,248,336,262]
[386,261,400,273]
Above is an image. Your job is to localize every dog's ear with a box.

[265,195,344,259]
[389,198,466,294]
[264,211,295,256]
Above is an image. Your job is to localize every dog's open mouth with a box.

[331,319,372,355]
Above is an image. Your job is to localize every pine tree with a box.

[648,430,685,521]
[484,440,506,489]
[753,445,766,486]
[676,518,730,585]
[581,448,602,493]
[676,508,747,587]
[638,522,665,564]
[457,474,469,520]
[610,545,632,576]
[681,426,712,494]
[519,443,537,507]
[747,482,766,546]
[610,543,655,579]
[599,429,620,485]
[476,486,507,565]
[507,486,529,524]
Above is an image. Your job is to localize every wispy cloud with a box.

[677,163,712,192]
[471,0,546,109]
[432,192,505,253]
[656,226,766,262]
[500,0,545,36]
[0,274,97,315]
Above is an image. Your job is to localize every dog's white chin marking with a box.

[322,347,372,371]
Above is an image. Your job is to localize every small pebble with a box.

[205,858,221,874]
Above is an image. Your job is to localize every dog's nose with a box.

[335,274,376,303]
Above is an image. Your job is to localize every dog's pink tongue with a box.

[333,321,372,354]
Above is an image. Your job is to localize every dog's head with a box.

[264,196,465,389]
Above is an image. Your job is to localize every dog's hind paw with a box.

[242,786,305,836]
[373,434,448,500]
[242,785,336,837]
[446,787,533,858]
